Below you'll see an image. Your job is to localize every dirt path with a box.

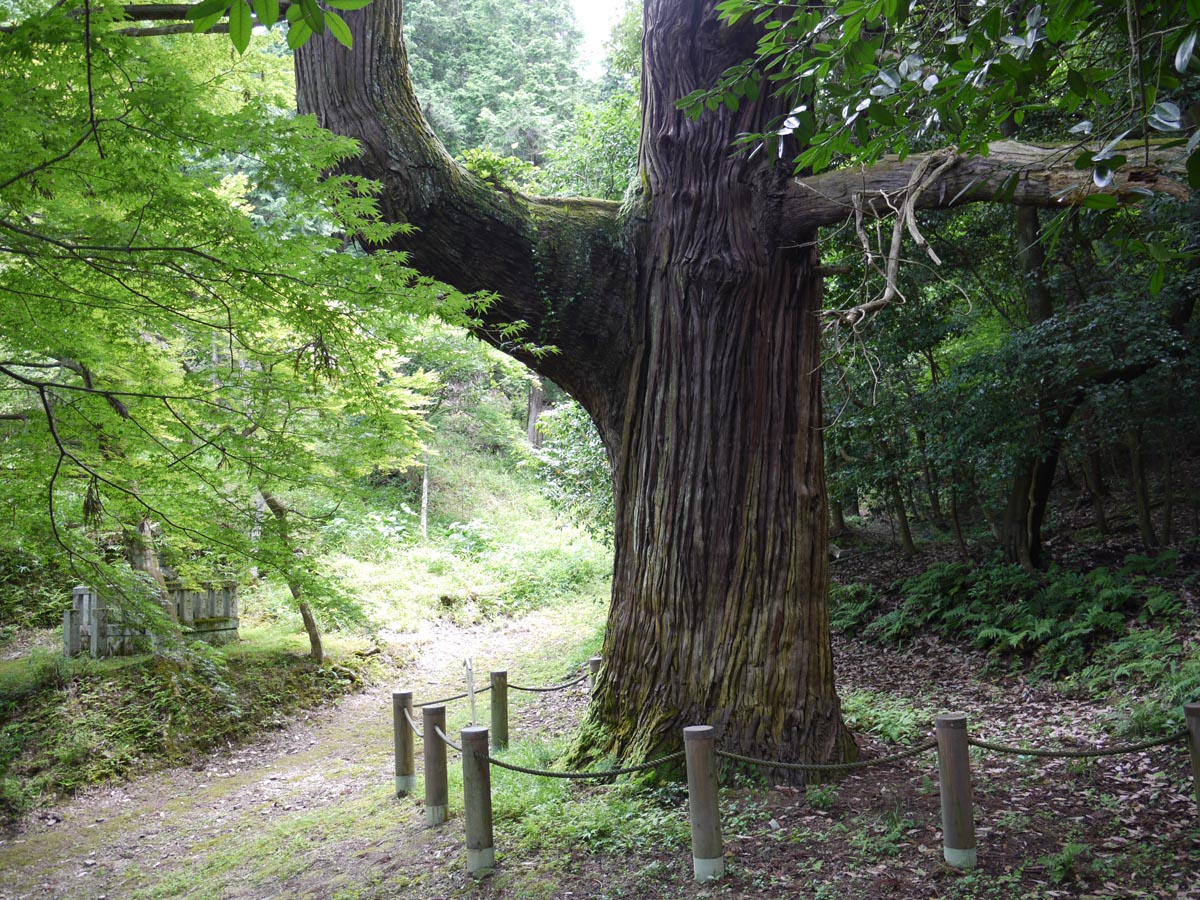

[0,606,599,900]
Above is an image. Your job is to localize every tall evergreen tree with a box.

[292,0,1193,765]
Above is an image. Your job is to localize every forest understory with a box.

[0,556,1195,900]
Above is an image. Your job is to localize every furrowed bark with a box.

[580,0,854,767]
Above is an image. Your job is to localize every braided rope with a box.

[402,707,424,739]
[716,739,938,773]
[434,724,464,754]
[415,685,492,708]
[509,673,589,693]
[966,729,1187,759]
[480,749,687,780]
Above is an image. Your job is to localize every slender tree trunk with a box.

[527,378,546,447]
[915,429,943,527]
[260,490,324,662]
[889,480,918,557]
[420,449,429,542]
[1079,412,1109,535]
[1000,206,1061,571]
[1163,377,1177,546]
[1126,425,1159,551]
[828,450,846,537]
[296,597,324,663]
[950,486,970,561]
[1001,447,1061,572]
[830,496,847,538]
[1163,450,1174,546]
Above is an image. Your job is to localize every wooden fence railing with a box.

[389,660,1200,882]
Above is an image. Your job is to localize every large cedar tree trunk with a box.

[294,0,1187,764]
[587,0,852,764]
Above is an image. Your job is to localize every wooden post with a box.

[588,656,602,689]
[936,713,977,869]
[1186,703,1200,811]
[393,691,415,797]
[461,725,495,878]
[683,725,724,882]
[423,705,448,826]
[490,671,509,751]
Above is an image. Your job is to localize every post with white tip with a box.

[936,713,977,869]
[393,690,415,797]
[588,656,602,689]
[423,704,448,826]
[1186,702,1200,811]
[683,725,724,882]
[462,725,495,878]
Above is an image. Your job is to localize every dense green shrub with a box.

[0,553,73,635]
[856,558,1179,679]
[833,556,1195,733]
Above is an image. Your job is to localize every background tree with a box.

[402,0,584,160]
[535,0,641,200]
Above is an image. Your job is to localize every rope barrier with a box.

[403,707,424,739]
[434,724,464,754]
[416,685,493,708]
[716,739,938,772]
[509,673,589,693]
[481,749,687,780]
[966,729,1188,759]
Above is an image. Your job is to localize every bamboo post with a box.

[461,726,495,878]
[588,656,602,689]
[423,705,448,826]
[1186,703,1200,810]
[683,725,724,882]
[393,691,415,797]
[936,713,977,869]
[490,671,509,751]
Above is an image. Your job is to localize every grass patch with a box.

[840,690,933,745]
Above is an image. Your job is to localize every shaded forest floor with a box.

[0,594,1195,900]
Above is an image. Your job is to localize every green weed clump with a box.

[833,554,1195,730]
[828,582,879,636]
[0,552,73,638]
[840,690,932,745]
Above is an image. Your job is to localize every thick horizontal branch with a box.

[780,140,1192,231]
[117,22,228,35]
[112,1,293,21]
